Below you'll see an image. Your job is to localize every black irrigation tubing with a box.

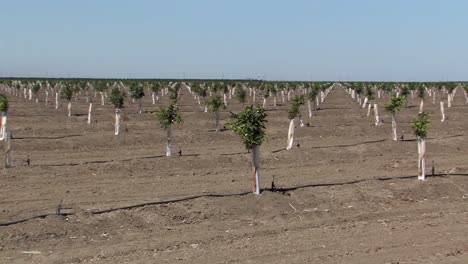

[31,154,200,167]
[2,172,467,227]
[310,139,387,149]
[91,191,252,215]
[271,139,387,153]
[12,135,82,140]
[0,212,74,227]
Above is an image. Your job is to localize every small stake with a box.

[56,199,63,215]
[431,160,435,176]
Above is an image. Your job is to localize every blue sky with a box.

[1,0,467,81]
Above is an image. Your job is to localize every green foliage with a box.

[400,85,410,97]
[446,83,457,93]
[411,112,431,138]
[31,83,41,95]
[365,86,374,100]
[207,94,225,113]
[155,104,182,130]
[417,85,425,99]
[236,85,247,105]
[263,83,271,98]
[354,83,364,95]
[0,94,8,112]
[150,82,161,93]
[227,105,268,150]
[110,87,126,109]
[129,83,145,99]
[61,84,74,101]
[193,83,208,98]
[288,95,305,120]
[95,81,108,92]
[382,82,394,92]
[384,96,404,114]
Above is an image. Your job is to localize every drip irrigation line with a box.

[1,173,466,227]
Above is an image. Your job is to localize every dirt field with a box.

[0,85,467,263]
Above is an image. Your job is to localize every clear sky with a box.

[1,0,467,81]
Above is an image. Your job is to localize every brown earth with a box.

[0,86,467,264]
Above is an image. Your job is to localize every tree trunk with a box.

[374,104,380,126]
[273,96,277,107]
[252,90,256,102]
[4,131,11,168]
[45,91,49,105]
[308,100,312,118]
[215,110,220,131]
[55,93,59,109]
[447,93,451,108]
[152,92,156,104]
[440,101,445,122]
[281,91,285,102]
[299,114,304,127]
[432,91,436,104]
[392,113,397,141]
[115,108,121,135]
[139,97,143,113]
[88,103,93,125]
[166,125,172,157]
[286,119,295,150]
[100,92,105,105]
[417,136,426,181]
[419,99,424,113]
[251,145,260,195]
[362,97,368,108]
[0,111,7,140]
[366,102,371,116]
[262,98,266,108]
[67,102,72,117]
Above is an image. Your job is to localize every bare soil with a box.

[1,86,467,263]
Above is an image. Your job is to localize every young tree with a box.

[287,95,305,149]
[236,84,247,106]
[227,105,268,194]
[150,82,161,104]
[307,85,319,118]
[364,86,375,116]
[31,83,41,103]
[411,112,431,180]
[384,96,404,141]
[355,83,364,104]
[129,82,145,113]
[110,87,126,135]
[207,94,225,131]
[155,104,182,156]
[193,84,209,112]
[0,94,8,141]
[446,83,456,107]
[401,85,411,108]
[262,84,270,108]
[417,84,425,113]
[95,81,108,105]
[61,84,74,117]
